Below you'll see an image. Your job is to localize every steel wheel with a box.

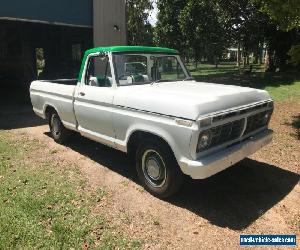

[142,149,167,188]
[136,138,184,198]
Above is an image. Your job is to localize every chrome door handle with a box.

[79,92,85,96]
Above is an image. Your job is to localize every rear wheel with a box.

[49,111,70,144]
[136,138,183,198]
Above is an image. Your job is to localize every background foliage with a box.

[126,0,300,71]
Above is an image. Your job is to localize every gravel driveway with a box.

[1,100,299,249]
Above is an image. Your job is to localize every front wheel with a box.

[49,111,70,144]
[136,139,184,198]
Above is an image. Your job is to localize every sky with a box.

[148,1,158,26]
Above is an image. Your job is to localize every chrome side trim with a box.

[116,105,195,122]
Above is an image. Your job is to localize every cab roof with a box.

[85,46,179,55]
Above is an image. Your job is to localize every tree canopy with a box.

[178,0,229,65]
[153,0,187,51]
[126,0,300,70]
[257,0,300,31]
[126,0,154,46]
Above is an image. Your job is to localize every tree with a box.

[214,0,271,67]
[288,45,300,66]
[154,0,300,71]
[178,0,229,67]
[257,0,300,31]
[256,0,300,69]
[126,0,154,46]
[154,0,188,52]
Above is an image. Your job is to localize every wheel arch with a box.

[126,129,178,162]
[44,104,59,121]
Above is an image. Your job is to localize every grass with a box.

[189,62,300,101]
[0,131,141,249]
[264,82,300,101]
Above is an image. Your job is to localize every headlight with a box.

[197,130,212,152]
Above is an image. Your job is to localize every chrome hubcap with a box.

[142,149,166,188]
[146,158,161,180]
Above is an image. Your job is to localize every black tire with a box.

[48,111,70,144]
[136,138,184,198]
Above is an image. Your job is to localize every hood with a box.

[115,81,271,120]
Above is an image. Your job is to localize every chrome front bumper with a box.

[179,129,273,179]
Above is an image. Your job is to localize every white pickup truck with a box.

[30,46,274,198]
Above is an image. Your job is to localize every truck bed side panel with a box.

[30,81,77,130]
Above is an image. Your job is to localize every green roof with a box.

[79,46,179,80]
[85,46,179,55]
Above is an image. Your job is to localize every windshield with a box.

[113,54,189,86]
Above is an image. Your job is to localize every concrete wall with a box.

[93,0,127,47]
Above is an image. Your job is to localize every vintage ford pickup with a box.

[30,46,274,198]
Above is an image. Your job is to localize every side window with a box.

[85,55,112,87]
[114,54,149,85]
[157,56,185,81]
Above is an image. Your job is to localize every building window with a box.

[72,44,82,62]
[35,48,45,77]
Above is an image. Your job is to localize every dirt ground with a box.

[0,100,299,249]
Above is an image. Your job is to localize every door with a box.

[74,54,116,146]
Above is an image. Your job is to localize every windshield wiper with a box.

[182,76,195,81]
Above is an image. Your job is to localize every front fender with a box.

[122,119,195,163]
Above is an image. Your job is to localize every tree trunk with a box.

[254,45,259,64]
[237,41,241,68]
[242,51,246,69]
[214,55,218,68]
[258,44,263,65]
[265,48,276,72]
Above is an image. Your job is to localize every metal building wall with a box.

[0,0,93,27]
[93,0,127,46]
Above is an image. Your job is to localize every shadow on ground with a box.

[284,114,300,140]
[48,133,299,231]
[0,83,46,129]
[171,159,299,230]
[0,104,46,129]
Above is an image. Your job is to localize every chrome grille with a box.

[208,119,245,148]
[212,102,269,122]
[197,103,273,153]
[244,110,272,135]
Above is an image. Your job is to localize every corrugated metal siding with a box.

[0,0,93,27]
[93,0,127,46]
